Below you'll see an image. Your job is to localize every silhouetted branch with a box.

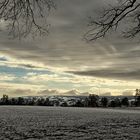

[0,0,55,39]
[85,0,140,41]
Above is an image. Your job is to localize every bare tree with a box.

[135,89,140,106]
[0,0,55,39]
[85,0,140,41]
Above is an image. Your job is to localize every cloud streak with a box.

[68,69,140,81]
[0,0,140,96]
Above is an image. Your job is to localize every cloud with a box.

[0,0,140,96]
[0,73,16,81]
[11,89,35,97]
[122,90,134,96]
[68,68,140,81]
[24,72,94,85]
[38,89,87,96]
[38,89,65,96]
[0,0,110,72]
[0,56,8,61]
[0,82,45,97]
[101,92,112,96]
[0,87,35,97]
[63,89,80,96]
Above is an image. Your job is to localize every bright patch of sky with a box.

[0,0,139,97]
[0,54,137,97]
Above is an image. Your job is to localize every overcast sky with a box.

[0,0,139,97]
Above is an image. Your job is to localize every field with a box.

[0,106,140,140]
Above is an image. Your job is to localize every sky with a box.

[0,0,139,97]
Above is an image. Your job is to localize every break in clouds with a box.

[0,0,140,96]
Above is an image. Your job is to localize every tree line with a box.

[0,93,140,107]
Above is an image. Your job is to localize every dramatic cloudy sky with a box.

[0,0,139,97]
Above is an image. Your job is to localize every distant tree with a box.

[109,98,121,107]
[1,94,9,105]
[17,97,25,105]
[10,98,17,105]
[135,89,140,97]
[60,102,68,107]
[75,100,84,107]
[109,98,122,107]
[101,97,108,107]
[121,97,129,107]
[83,97,89,107]
[88,94,99,107]
[135,89,140,106]
[37,98,45,106]
[135,96,140,107]
[27,98,36,105]
[114,98,122,107]
[109,100,116,107]
[44,98,50,106]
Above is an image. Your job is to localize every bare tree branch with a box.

[0,0,55,39]
[85,0,140,41]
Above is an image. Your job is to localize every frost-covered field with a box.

[0,106,140,140]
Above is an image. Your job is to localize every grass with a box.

[0,106,140,140]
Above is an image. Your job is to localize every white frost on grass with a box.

[0,106,140,140]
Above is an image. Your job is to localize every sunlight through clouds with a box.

[0,0,140,97]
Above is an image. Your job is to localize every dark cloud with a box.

[0,0,140,82]
[0,57,8,61]
[68,68,140,81]
[19,64,43,69]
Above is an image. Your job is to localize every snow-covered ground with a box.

[0,106,140,139]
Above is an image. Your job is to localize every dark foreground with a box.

[0,106,140,140]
